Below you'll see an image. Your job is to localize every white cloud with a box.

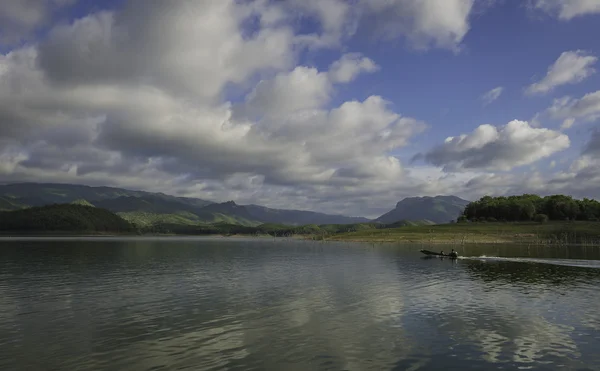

[239,53,378,120]
[548,90,600,125]
[286,0,354,48]
[37,2,296,101]
[0,1,440,217]
[526,50,598,95]
[359,0,476,50]
[2,0,599,217]
[560,118,575,129]
[328,53,379,83]
[419,120,570,171]
[532,0,600,20]
[481,86,504,105]
[0,0,77,45]
[280,0,478,51]
[453,131,600,201]
[240,66,333,119]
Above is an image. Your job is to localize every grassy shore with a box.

[326,221,600,246]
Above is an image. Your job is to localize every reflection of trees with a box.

[464,260,600,287]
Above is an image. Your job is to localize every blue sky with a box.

[1,0,600,217]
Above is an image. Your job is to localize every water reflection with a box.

[464,259,600,288]
[0,239,599,370]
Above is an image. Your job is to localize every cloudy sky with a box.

[1,0,600,218]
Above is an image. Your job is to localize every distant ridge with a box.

[0,182,371,227]
[375,195,470,224]
[0,204,133,233]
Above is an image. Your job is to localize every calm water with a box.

[1,238,600,371]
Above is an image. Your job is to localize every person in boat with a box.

[449,249,458,258]
[440,250,444,255]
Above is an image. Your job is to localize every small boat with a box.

[420,249,458,258]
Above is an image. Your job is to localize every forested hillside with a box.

[0,204,134,233]
[461,195,600,222]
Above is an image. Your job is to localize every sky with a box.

[1,0,600,218]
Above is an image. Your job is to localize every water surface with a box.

[1,238,599,370]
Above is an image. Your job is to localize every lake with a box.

[1,237,599,371]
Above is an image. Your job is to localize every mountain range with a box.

[0,183,470,227]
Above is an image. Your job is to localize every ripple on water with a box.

[1,240,599,371]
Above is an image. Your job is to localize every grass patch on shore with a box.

[327,221,600,246]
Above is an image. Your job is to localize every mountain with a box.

[0,183,213,209]
[245,204,370,226]
[0,204,134,233]
[375,196,470,224]
[0,183,367,227]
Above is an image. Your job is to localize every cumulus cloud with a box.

[481,86,504,105]
[328,53,379,83]
[583,129,600,157]
[2,0,597,217]
[532,0,600,20]
[285,0,355,48]
[547,90,600,127]
[418,120,570,171]
[282,0,478,50]
[358,0,476,50]
[238,53,377,119]
[451,130,600,202]
[561,118,576,130]
[532,132,600,199]
[526,50,598,95]
[0,0,444,217]
[0,0,77,46]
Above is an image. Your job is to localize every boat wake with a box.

[459,255,600,269]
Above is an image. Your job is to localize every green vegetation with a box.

[243,204,370,225]
[462,194,600,222]
[329,221,600,246]
[118,211,202,228]
[142,222,325,236]
[0,196,28,211]
[0,204,134,234]
[2,187,600,246]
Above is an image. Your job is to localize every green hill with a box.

[117,211,202,228]
[0,204,134,233]
[376,196,470,224]
[382,219,436,228]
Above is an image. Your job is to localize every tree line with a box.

[460,194,600,222]
[0,204,134,233]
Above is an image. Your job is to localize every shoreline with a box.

[0,233,599,247]
[2,221,600,247]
